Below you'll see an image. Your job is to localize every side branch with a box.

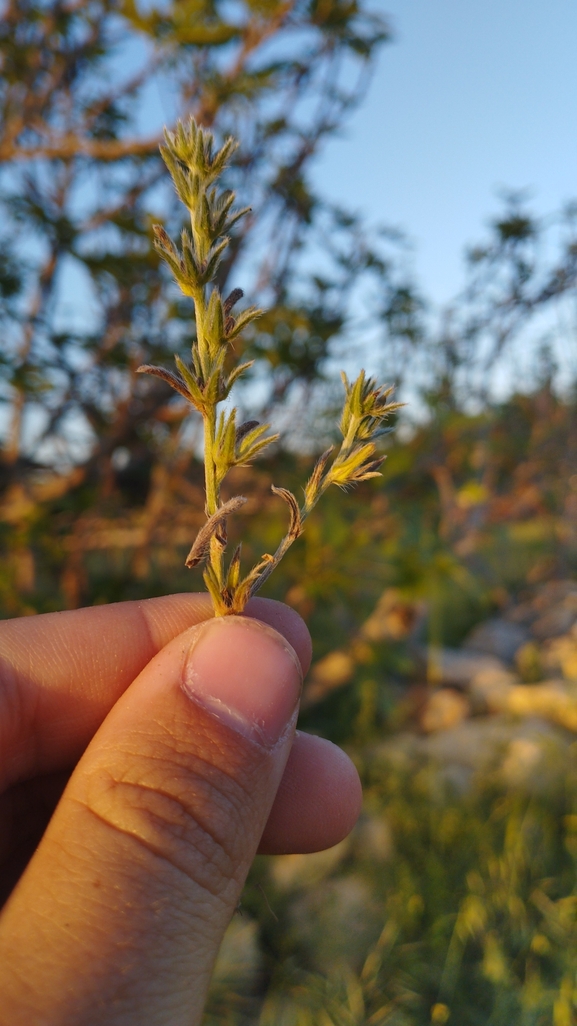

[0,134,163,164]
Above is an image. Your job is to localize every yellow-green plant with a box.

[139,118,401,615]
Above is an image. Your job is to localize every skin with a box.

[0,593,362,1025]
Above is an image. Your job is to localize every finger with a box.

[0,770,69,908]
[0,617,302,1025]
[0,593,311,788]
[258,731,362,854]
[0,731,362,905]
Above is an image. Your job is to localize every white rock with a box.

[463,617,529,663]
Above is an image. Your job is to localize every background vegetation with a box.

[2,2,577,1022]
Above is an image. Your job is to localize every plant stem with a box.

[194,289,209,380]
[194,284,225,588]
[203,406,218,515]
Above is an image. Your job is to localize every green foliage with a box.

[205,739,577,1024]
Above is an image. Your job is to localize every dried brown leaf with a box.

[224,287,244,315]
[235,419,260,444]
[136,364,192,403]
[185,495,247,568]
[271,485,303,540]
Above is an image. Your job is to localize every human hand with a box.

[0,594,361,1025]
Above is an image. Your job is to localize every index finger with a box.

[0,594,312,790]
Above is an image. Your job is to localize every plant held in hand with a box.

[138,118,401,615]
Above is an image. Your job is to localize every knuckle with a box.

[77,743,250,899]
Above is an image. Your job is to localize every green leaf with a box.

[204,364,225,405]
[238,432,280,465]
[223,360,255,396]
[152,225,184,282]
[174,355,205,410]
[202,565,228,615]
[226,544,242,592]
[200,237,229,285]
[206,288,225,353]
[225,305,263,340]
[215,408,237,482]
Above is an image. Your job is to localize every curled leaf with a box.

[185,495,247,568]
[224,287,243,315]
[271,485,303,541]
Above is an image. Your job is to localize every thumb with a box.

[0,616,302,1026]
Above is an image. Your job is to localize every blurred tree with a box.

[426,193,577,403]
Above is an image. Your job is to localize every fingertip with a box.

[245,598,312,676]
[258,732,363,855]
[180,616,302,747]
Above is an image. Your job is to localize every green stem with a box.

[203,407,218,514]
[194,289,209,380]
[204,405,226,591]
[197,291,224,591]
[193,283,217,515]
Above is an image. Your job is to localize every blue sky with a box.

[313,0,577,308]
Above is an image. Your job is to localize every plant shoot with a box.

[138,118,401,615]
